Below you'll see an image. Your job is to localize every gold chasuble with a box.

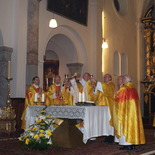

[115,82,145,145]
[61,86,73,105]
[21,85,50,129]
[25,85,50,106]
[47,83,75,105]
[85,80,96,102]
[47,84,62,105]
[96,82,115,106]
[77,82,83,93]
[96,82,115,125]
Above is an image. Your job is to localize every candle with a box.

[78,92,82,102]
[82,92,85,102]
[42,94,45,102]
[34,93,38,102]
[65,74,68,78]
[8,61,11,78]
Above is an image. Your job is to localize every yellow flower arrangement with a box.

[19,106,56,150]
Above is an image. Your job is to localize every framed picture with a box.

[47,0,88,26]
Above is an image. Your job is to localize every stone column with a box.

[66,63,83,77]
[26,0,41,87]
[0,46,13,108]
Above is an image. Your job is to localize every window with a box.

[121,53,128,75]
[113,51,120,76]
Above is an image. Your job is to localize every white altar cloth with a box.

[25,105,114,143]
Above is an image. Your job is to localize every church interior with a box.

[0,0,155,154]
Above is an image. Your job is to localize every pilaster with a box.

[26,0,40,87]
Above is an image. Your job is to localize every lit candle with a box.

[8,61,11,78]
[82,92,85,102]
[34,93,38,102]
[42,94,45,102]
[78,92,82,102]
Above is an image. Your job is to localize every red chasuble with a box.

[114,82,145,145]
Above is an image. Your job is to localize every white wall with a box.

[0,0,99,97]
[38,0,99,84]
[103,1,138,81]
[0,0,146,100]
[0,0,27,98]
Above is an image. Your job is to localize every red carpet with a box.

[0,129,154,155]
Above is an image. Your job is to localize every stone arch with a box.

[45,25,87,76]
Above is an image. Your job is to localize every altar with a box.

[25,105,114,148]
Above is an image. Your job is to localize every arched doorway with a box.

[43,26,87,89]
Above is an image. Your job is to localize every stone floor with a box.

[0,128,154,155]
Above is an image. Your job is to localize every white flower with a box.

[47,138,52,145]
[29,132,34,137]
[45,134,50,139]
[45,130,52,139]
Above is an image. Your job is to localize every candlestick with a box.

[42,94,45,102]
[65,74,68,78]
[6,77,13,106]
[8,61,11,79]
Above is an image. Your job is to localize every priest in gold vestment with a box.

[47,75,63,105]
[21,76,50,129]
[77,72,96,102]
[61,78,74,105]
[114,75,145,150]
[91,74,115,143]
[47,75,75,105]
[92,74,115,125]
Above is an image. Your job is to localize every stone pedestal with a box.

[66,63,83,76]
[0,46,13,108]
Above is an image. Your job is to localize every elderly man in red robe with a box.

[114,75,145,150]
